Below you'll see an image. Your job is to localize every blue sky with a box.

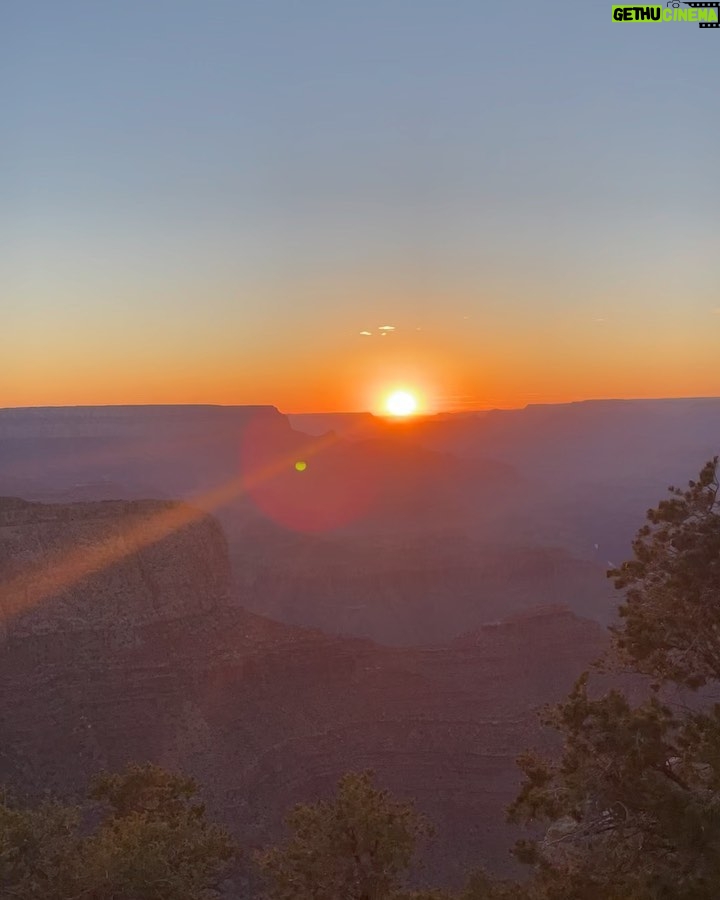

[3,1,719,410]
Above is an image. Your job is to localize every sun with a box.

[385,390,418,417]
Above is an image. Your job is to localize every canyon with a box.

[2,399,716,884]
[0,495,607,886]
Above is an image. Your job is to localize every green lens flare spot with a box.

[294,460,307,472]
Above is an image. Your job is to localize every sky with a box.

[2,1,719,414]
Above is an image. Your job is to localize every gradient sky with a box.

[3,1,719,413]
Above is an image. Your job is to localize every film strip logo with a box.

[672,1,720,27]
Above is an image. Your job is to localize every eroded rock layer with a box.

[0,497,607,884]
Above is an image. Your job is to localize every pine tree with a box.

[257,771,432,900]
[508,458,720,899]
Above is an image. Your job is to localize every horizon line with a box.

[2,393,720,417]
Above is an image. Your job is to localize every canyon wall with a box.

[0,497,608,886]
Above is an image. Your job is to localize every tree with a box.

[81,763,237,899]
[90,762,202,822]
[0,794,81,900]
[611,456,720,688]
[506,458,720,899]
[257,770,432,900]
[0,764,237,900]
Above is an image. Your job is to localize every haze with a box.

[3,6,720,890]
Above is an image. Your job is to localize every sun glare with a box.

[385,390,418,417]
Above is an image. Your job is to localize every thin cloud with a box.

[359,331,372,336]
[378,325,395,331]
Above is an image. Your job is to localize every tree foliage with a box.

[507,458,720,899]
[0,795,81,900]
[611,456,720,688]
[257,770,432,900]
[0,764,236,900]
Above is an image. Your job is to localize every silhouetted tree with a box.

[507,458,720,899]
[0,763,236,900]
[0,794,80,899]
[257,770,432,900]
[611,456,720,688]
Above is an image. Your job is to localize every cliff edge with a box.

[0,497,231,641]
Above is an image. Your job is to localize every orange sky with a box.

[5,303,720,414]
[4,4,720,414]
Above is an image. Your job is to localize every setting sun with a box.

[385,390,418,417]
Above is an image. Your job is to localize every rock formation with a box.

[0,496,608,886]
